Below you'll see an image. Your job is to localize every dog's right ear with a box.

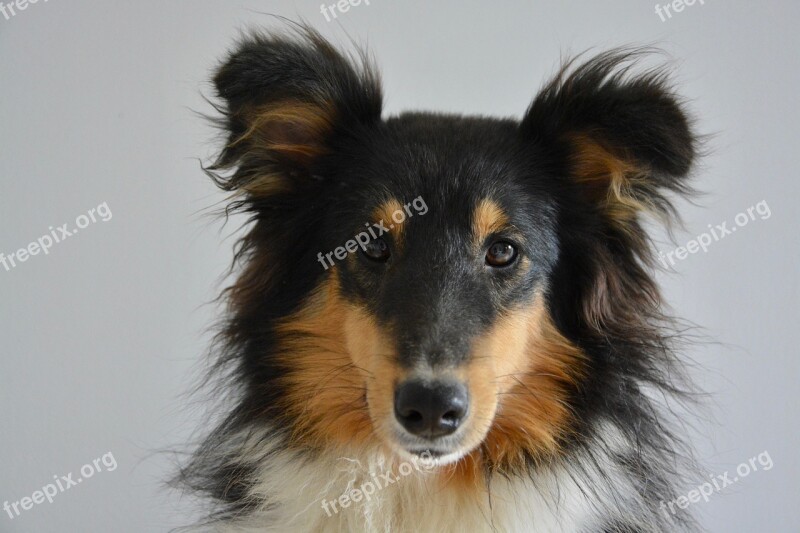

[209,28,382,196]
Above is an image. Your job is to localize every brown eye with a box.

[486,241,517,267]
[363,237,390,262]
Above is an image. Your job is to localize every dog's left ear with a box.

[520,50,696,229]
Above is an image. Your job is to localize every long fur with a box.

[177,26,703,533]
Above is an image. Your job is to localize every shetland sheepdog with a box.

[180,26,701,532]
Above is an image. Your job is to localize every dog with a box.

[180,26,701,532]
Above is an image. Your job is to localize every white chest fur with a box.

[218,445,617,533]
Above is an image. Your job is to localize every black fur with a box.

[179,26,701,532]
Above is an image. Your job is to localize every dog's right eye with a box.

[362,237,391,262]
[485,241,517,267]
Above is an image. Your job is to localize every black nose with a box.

[394,379,469,438]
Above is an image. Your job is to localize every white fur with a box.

[210,422,656,533]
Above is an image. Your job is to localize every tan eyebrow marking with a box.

[372,198,406,246]
[472,198,509,245]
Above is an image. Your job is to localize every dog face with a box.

[210,29,695,470]
[325,116,568,464]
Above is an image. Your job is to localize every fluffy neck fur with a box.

[185,416,696,533]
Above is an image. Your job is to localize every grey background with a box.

[1,1,797,531]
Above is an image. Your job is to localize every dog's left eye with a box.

[486,241,517,267]
[362,237,391,262]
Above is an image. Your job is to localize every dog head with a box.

[209,28,696,470]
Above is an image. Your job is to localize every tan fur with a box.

[472,198,509,244]
[231,100,335,196]
[568,133,662,230]
[342,303,406,456]
[274,273,374,451]
[567,134,666,345]
[372,199,406,248]
[275,269,585,491]
[478,301,585,471]
[269,194,586,500]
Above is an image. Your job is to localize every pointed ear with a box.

[521,49,697,231]
[209,27,382,196]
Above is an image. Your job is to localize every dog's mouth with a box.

[391,432,473,465]
[396,445,470,466]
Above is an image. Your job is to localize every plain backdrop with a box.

[1,1,798,531]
